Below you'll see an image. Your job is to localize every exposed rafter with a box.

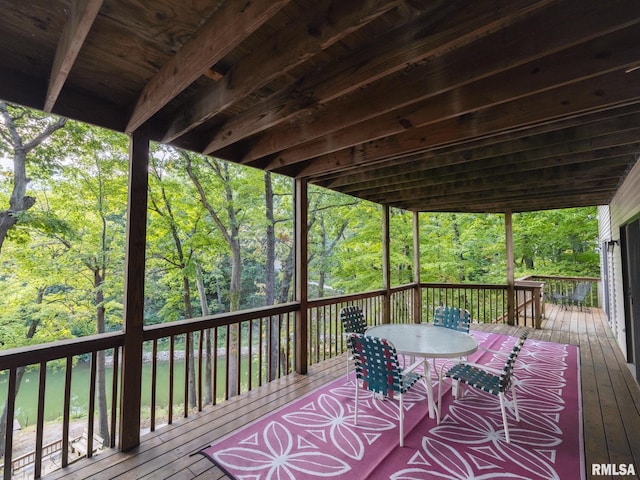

[163,0,402,143]
[45,0,103,112]
[1,0,639,213]
[125,0,290,133]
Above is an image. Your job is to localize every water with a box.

[0,357,251,427]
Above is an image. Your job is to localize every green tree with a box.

[147,145,208,408]
[50,125,128,445]
[182,152,265,397]
[0,102,67,252]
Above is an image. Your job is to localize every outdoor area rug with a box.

[200,332,583,479]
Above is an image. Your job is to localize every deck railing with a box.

[0,333,122,480]
[142,302,298,430]
[0,276,597,478]
[521,274,601,309]
[307,290,385,366]
[420,283,510,324]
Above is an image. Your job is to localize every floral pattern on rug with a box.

[202,332,582,480]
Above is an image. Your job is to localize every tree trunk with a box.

[451,215,466,282]
[277,246,295,304]
[184,154,243,398]
[181,274,197,408]
[264,173,281,380]
[94,269,110,447]
[194,261,213,404]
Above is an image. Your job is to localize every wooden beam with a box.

[164,0,400,143]
[313,103,640,184]
[44,0,103,112]
[242,0,640,165]
[400,192,616,213]
[350,148,640,201]
[202,0,554,155]
[294,178,308,374]
[382,172,631,211]
[119,133,149,451]
[125,0,289,133]
[322,124,640,191]
[289,70,640,178]
[505,211,515,326]
[0,67,126,133]
[263,25,640,173]
[395,177,624,212]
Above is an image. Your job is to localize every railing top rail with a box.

[0,331,124,370]
[143,301,300,341]
[307,289,386,308]
[518,274,601,282]
[419,282,508,290]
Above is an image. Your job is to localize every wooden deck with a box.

[45,303,640,480]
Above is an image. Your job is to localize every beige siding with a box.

[598,206,618,342]
[607,157,640,361]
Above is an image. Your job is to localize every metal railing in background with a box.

[521,275,601,309]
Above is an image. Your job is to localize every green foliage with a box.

[0,105,601,349]
[513,207,599,277]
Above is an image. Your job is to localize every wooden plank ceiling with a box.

[1,0,640,213]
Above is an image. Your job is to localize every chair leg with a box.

[452,379,460,399]
[399,394,404,447]
[346,353,350,381]
[354,379,359,426]
[511,383,520,421]
[499,393,510,443]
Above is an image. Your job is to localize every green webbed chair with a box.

[433,306,471,333]
[438,331,528,443]
[349,333,425,447]
[340,306,368,379]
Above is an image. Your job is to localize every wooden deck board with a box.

[44,304,640,480]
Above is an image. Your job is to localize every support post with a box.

[294,178,308,374]
[119,133,149,451]
[505,210,515,326]
[413,211,422,324]
[382,205,391,324]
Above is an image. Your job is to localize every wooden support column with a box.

[119,133,149,451]
[382,205,391,324]
[413,211,422,324]
[294,178,308,374]
[505,210,515,326]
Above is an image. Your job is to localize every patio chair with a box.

[429,306,471,373]
[348,333,425,447]
[565,281,592,311]
[433,306,471,333]
[548,282,592,311]
[477,329,529,358]
[438,331,527,443]
[340,306,368,379]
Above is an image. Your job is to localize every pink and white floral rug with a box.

[201,332,583,479]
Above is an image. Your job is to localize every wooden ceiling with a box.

[1,0,640,212]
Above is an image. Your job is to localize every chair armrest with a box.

[439,360,504,378]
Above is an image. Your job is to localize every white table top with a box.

[365,323,478,358]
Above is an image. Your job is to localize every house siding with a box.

[606,157,640,363]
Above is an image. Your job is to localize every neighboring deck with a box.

[45,303,640,480]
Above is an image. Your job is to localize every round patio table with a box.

[365,323,478,419]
